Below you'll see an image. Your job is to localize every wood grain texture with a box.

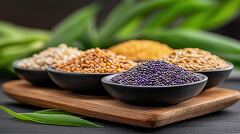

[2,80,240,128]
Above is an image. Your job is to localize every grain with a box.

[162,48,229,71]
[111,60,201,86]
[18,44,81,70]
[108,40,173,61]
[54,48,136,73]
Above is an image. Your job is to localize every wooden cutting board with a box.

[2,80,240,128]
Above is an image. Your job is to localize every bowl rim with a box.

[47,67,114,76]
[101,73,208,88]
[194,62,234,73]
[13,60,46,72]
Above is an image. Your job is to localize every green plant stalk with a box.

[142,28,240,54]
[0,22,49,66]
[0,41,44,67]
[140,28,240,67]
[180,11,210,29]
[98,0,136,45]
[0,41,44,56]
[34,109,73,115]
[204,0,240,29]
[0,24,23,38]
[53,4,96,34]
[21,113,101,127]
[0,105,30,121]
[81,12,99,48]
[115,16,142,39]
[143,0,214,29]
[99,0,177,46]
[0,21,49,38]
[0,106,102,127]
[181,0,240,29]
[212,52,240,63]
[47,4,99,48]
[0,35,48,48]
[47,0,240,51]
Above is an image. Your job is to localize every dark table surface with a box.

[0,78,239,134]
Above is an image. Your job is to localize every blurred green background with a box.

[0,0,239,39]
[0,0,240,75]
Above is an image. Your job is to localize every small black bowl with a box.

[195,63,233,90]
[13,60,53,86]
[102,73,208,106]
[47,67,112,94]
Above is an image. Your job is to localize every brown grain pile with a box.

[162,48,229,71]
[54,48,137,73]
[108,40,173,61]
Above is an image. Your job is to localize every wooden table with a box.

[0,79,240,133]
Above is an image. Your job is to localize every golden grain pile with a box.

[162,48,229,71]
[109,40,173,61]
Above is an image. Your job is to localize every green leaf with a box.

[0,32,48,68]
[142,28,240,54]
[0,106,102,127]
[0,35,47,49]
[0,41,44,68]
[144,0,214,28]
[99,0,177,46]
[181,0,240,30]
[141,29,240,68]
[0,41,44,56]
[0,21,50,39]
[180,11,210,29]
[116,16,142,39]
[0,22,25,38]
[0,21,49,69]
[0,22,49,49]
[21,113,102,127]
[98,0,135,45]
[82,12,99,48]
[0,105,30,121]
[47,3,99,47]
[212,52,240,63]
[34,109,73,115]
[204,0,240,29]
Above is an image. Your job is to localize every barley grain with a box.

[162,48,229,71]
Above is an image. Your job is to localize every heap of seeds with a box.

[108,40,173,61]
[18,44,81,70]
[54,48,136,73]
[162,48,229,71]
[111,60,201,86]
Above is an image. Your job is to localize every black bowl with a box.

[196,63,233,90]
[13,60,53,86]
[47,67,112,94]
[102,73,208,106]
